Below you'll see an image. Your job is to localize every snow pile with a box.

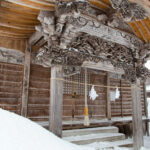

[86,142,129,150]
[141,147,150,150]
[0,108,149,150]
[0,108,93,150]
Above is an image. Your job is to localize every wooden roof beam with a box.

[29,0,55,6]
[140,20,150,42]
[0,33,29,39]
[0,26,35,35]
[89,0,110,12]
[0,1,39,15]
[0,6,38,19]
[5,0,55,11]
[80,21,143,49]
[0,21,37,31]
[0,9,39,23]
[134,21,148,43]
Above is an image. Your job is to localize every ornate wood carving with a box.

[110,0,146,21]
[34,0,150,83]
[0,47,24,64]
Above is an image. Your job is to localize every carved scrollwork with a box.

[110,0,146,21]
[35,0,150,83]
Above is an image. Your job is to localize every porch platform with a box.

[35,116,149,130]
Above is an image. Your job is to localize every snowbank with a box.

[0,108,93,150]
[0,108,149,150]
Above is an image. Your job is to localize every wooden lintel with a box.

[28,31,42,46]
[131,79,144,150]
[21,44,31,117]
[49,66,63,137]
[106,72,111,120]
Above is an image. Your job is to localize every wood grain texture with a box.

[131,79,144,150]
[106,72,111,120]
[21,45,31,117]
[49,66,63,137]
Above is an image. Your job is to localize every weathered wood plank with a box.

[21,44,31,117]
[131,79,144,150]
[106,72,111,120]
[49,66,63,137]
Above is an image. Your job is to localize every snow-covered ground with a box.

[0,103,150,150]
[0,108,93,150]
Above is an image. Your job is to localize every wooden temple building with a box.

[0,0,150,150]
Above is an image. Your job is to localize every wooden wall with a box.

[0,62,23,114]
[27,64,50,121]
[0,37,26,52]
[110,78,146,117]
[0,62,146,122]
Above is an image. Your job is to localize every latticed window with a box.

[63,71,91,95]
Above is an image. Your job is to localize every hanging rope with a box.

[83,68,90,126]
[50,78,132,89]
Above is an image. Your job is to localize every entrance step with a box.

[63,126,118,137]
[86,139,133,149]
[63,132,125,145]
[63,126,133,149]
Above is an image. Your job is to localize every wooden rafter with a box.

[134,21,148,43]
[128,22,144,41]
[0,22,35,31]
[0,11,39,24]
[143,17,150,33]
[0,34,28,39]
[139,20,150,42]
[0,31,31,38]
[0,26,35,34]
[5,0,55,10]
[89,0,110,11]
[0,6,38,19]
[0,1,39,15]
[29,0,55,6]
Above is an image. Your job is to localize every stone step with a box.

[63,133,125,145]
[103,139,133,148]
[86,139,133,149]
[63,126,118,137]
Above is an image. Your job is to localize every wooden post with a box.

[131,78,144,150]
[120,79,123,117]
[106,72,111,120]
[49,66,63,137]
[21,44,31,117]
[143,82,149,136]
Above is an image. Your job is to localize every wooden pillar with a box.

[131,78,144,150]
[120,79,123,117]
[49,66,63,137]
[106,72,111,120]
[143,82,149,136]
[21,44,31,117]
